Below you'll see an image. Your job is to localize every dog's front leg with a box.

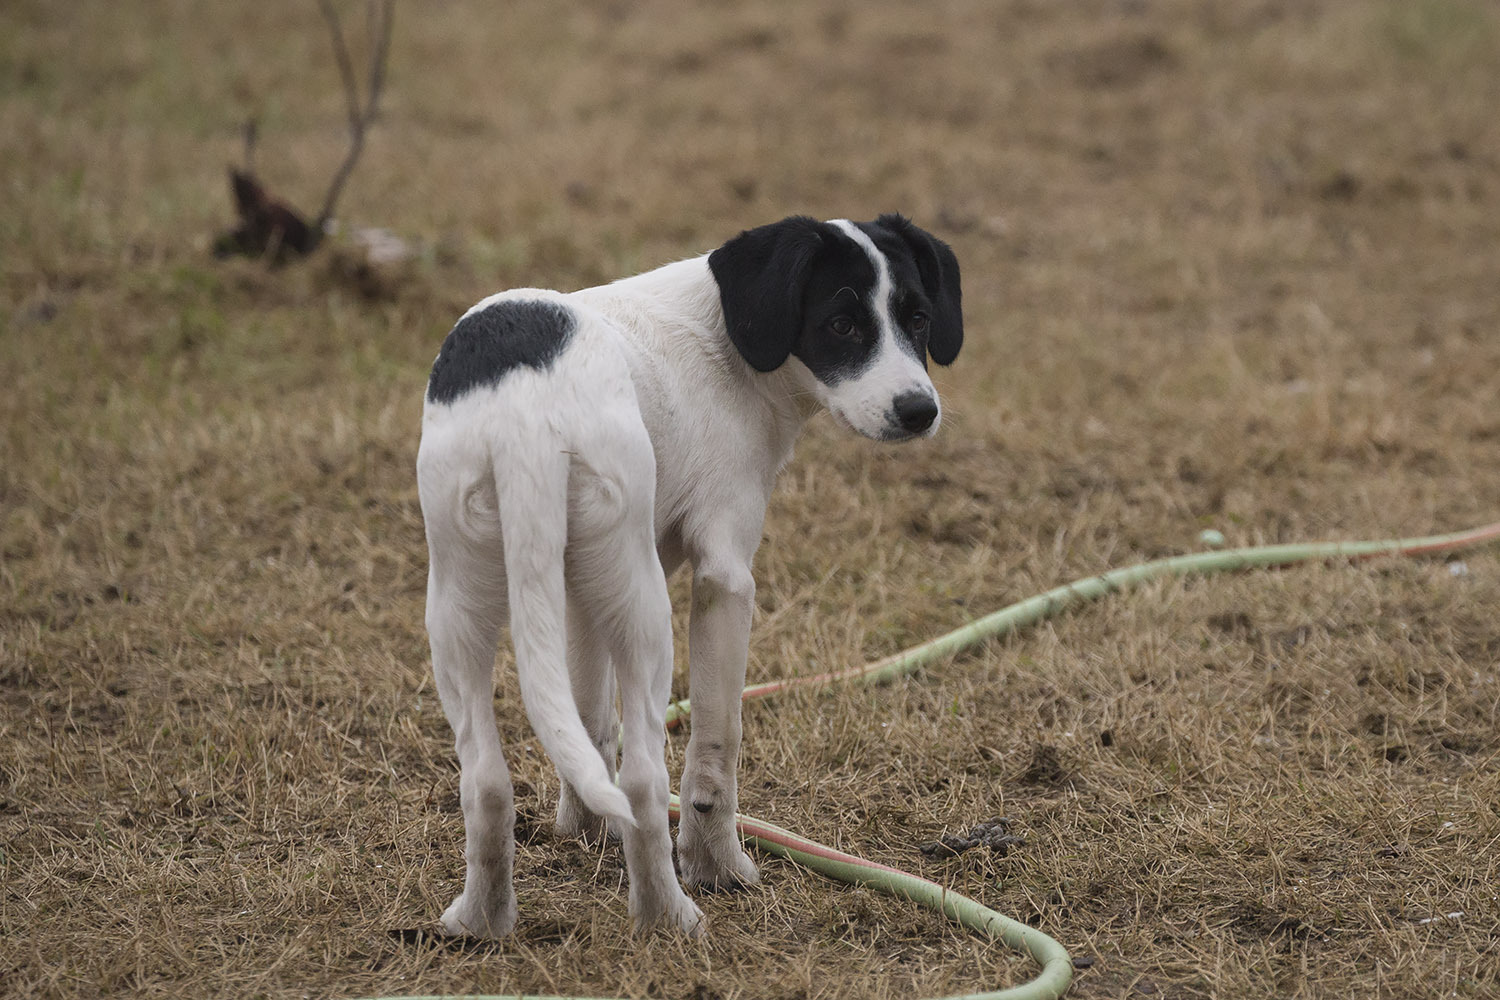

[677,554,760,890]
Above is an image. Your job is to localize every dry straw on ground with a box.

[3,1,1499,998]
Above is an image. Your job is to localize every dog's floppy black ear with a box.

[708,215,828,372]
[878,213,963,365]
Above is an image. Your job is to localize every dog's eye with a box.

[828,315,856,338]
[911,311,930,336]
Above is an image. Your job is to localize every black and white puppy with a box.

[417,215,962,938]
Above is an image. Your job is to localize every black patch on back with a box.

[426,299,575,405]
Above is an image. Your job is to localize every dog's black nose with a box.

[892,392,938,433]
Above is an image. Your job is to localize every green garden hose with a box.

[368,519,1500,1000]
[666,519,1500,726]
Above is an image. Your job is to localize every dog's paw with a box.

[438,890,517,940]
[632,886,707,938]
[676,780,760,891]
[678,817,761,891]
[681,844,760,892]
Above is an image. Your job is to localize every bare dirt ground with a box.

[3,1,1499,997]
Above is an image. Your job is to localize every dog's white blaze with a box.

[830,220,897,346]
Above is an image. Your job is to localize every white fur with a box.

[418,234,943,940]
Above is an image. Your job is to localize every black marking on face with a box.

[426,299,575,405]
[792,220,939,386]
[853,220,938,364]
[710,214,962,377]
[792,228,882,385]
[869,213,963,366]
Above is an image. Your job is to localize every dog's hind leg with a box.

[568,436,703,936]
[420,480,518,940]
[554,599,618,843]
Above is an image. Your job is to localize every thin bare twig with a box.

[318,0,363,135]
[314,0,395,235]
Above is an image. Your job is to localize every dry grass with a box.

[4,1,1500,997]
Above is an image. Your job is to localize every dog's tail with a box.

[492,434,635,830]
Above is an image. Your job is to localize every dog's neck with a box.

[686,256,825,462]
[596,255,824,444]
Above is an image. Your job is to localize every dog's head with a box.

[708,214,962,442]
